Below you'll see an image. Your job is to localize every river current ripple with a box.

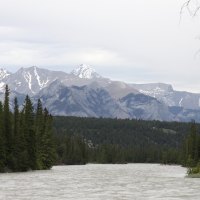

[0,164,199,200]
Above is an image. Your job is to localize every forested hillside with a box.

[0,85,199,172]
[53,116,198,164]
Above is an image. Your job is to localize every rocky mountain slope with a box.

[0,65,200,122]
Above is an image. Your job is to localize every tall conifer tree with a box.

[18,109,29,171]
[35,99,44,169]
[40,108,56,169]
[3,85,13,168]
[24,95,37,170]
[13,97,21,171]
[0,86,55,172]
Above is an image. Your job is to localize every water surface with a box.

[0,164,199,200]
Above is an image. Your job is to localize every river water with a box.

[0,164,199,200]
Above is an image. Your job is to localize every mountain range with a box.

[0,64,200,122]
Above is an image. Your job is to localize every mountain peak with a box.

[0,68,11,79]
[18,66,38,72]
[71,64,101,79]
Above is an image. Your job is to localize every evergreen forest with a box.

[181,121,200,174]
[0,85,55,172]
[53,116,200,168]
[1,85,200,174]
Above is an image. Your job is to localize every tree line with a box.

[0,85,55,172]
[0,85,199,172]
[53,116,195,165]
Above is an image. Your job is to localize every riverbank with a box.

[187,166,200,178]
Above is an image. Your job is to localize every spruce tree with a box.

[0,86,56,172]
[12,97,27,171]
[40,108,56,169]
[35,99,44,169]
[18,109,29,171]
[24,95,37,170]
[13,97,19,170]
[3,85,13,169]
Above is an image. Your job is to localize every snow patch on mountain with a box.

[0,68,11,80]
[0,66,200,122]
[0,82,5,92]
[139,87,172,98]
[179,98,183,107]
[34,66,49,89]
[23,71,34,93]
[71,64,101,79]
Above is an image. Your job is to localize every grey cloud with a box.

[0,0,199,92]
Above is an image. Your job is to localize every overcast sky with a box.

[0,0,199,92]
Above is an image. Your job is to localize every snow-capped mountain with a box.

[132,83,200,110]
[120,93,173,121]
[71,64,101,79]
[0,68,11,80]
[0,66,69,95]
[0,69,11,92]
[0,65,200,122]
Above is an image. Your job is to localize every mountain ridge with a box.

[0,65,199,122]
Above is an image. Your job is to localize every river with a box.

[0,164,200,200]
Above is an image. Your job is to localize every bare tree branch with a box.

[181,0,200,17]
[179,0,191,24]
[193,6,200,16]
[180,0,191,15]
[180,1,200,57]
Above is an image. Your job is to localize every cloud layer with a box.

[0,0,199,92]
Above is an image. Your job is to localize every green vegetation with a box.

[53,116,196,165]
[0,85,56,172]
[1,85,200,174]
[181,121,200,176]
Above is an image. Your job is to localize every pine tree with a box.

[35,99,44,169]
[24,95,37,170]
[17,109,29,171]
[3,85,13,169]
[12,97,20,171]
[39,108,56,169]
[0,86,56,172]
